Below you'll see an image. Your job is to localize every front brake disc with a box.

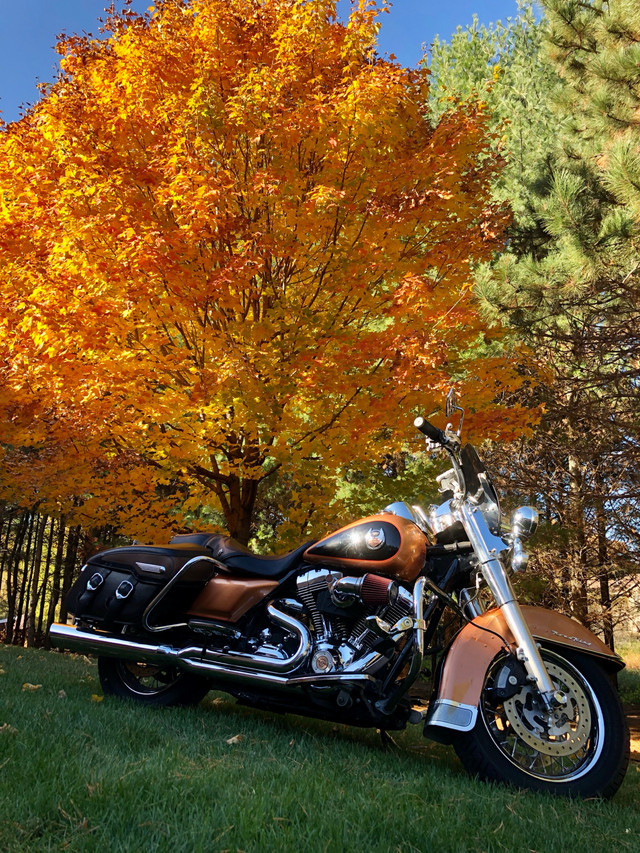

[502,661,592,757]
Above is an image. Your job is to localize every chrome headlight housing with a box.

[511,506,539,539]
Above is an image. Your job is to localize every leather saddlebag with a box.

[65,544,215,629]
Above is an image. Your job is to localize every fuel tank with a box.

[304,514,427,582]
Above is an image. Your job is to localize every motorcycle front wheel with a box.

[453,647,629,798]
[98,657,211,707]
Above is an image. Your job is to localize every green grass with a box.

[0,645,639,853]
[618,638,640,705]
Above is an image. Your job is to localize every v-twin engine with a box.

[293,568,415,676]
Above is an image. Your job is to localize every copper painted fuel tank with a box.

[304,514,427,582]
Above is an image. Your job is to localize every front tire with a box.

[98,657,211,707]
[453,647,629,798]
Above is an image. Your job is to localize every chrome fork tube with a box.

[459,503,557,704]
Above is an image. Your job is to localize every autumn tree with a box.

[0,0,520,547]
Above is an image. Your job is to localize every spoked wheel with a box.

[454,647,629,798]
[98,657,211,707]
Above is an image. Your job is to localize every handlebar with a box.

[413,416,446,445]
[414,416,460,454]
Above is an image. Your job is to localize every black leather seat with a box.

[169,533,314,579]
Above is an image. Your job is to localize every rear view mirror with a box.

[445,387,464,436]
[445,388,458,418]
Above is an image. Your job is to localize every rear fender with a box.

[424,605,623,735]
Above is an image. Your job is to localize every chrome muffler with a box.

[50,600,310,676]
[49,607,374,692]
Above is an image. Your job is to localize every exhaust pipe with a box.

[50,600,311,674]
[49,617,374,692]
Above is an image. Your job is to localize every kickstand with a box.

[379,729,399,750]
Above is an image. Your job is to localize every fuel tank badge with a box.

[365,528,386,550]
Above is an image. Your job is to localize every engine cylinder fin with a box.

[383,600,413,629]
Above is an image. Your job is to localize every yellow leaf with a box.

[22,682,42,691]
[226,734,243,745]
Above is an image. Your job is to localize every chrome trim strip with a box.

[424,699,477,732]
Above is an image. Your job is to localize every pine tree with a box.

[428,0,563,254]
[429,0,640,642]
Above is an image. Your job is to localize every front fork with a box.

[459,503,563,711]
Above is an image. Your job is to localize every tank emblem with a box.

[365,528,386,551]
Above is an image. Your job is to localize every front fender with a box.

[424,605,624,735]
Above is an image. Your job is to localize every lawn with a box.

[618,638,640,705]
[1,644,639,853]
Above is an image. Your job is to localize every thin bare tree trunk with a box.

[44,517,68,645]
[5,512,29,644]
[26,514,47,647]
[58,525,81,626]
[36,517,57,640]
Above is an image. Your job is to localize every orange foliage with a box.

[0,0,522,543]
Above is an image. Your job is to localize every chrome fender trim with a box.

[424,699,477,732]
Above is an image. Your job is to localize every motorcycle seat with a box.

[169,533,315,579]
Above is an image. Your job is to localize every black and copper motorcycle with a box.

[50,392,630,798]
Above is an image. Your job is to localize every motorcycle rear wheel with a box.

[453,647,629,798]
[98,657,211,707]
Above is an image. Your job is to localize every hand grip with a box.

[413,416,446,445]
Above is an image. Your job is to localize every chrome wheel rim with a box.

[116,661,183,696]
[480,651,604,782]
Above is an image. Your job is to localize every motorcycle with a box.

[49,391,630,798]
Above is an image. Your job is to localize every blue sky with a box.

[0,1,522,124]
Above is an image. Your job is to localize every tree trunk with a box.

[36,517,57,640]
[594,488,614,650]
[44,517,67,646]
[15,510,39,645]
[26,514,47,647]
[226,475,258,545]
[5,511,29,644]
[567,452,589,626]
[58,525,81,625]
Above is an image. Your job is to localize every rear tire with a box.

[98,657,211,707]
[453,647,629,798]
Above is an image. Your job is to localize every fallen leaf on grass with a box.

[226,734,243,745]
[0,723,18,734]
[0,668,6,675]
[22,683,42,691]
[58,690,67,699]
[91,694,103,703]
